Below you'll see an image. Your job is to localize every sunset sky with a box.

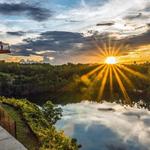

[0,0,150,64]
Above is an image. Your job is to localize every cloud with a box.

[124,13,149,20]
[43,56,54,63]
[54,0,149,33]
[121,30,150,48]
[1,0,150,64]
[0,3,52,21]
[81,0,109,7]
[96,22,114,26]
[13,31,93,54]
[11,29,150,64]
[143,3,150,12]
[4,54,43,63]
[125,13,142,20]
[11,31,96,64]
[35,50,56,55]
[7,31,26,36]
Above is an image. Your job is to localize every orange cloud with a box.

[3,55,43,63]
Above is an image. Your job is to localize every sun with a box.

[105,56,117,64]
[80,37,148,104]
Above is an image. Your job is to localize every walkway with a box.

[0,126,27,150]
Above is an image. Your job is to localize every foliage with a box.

[2,104,39,150]
[0,62,149,105]
[0,97,79,150]
[42,101,62,124]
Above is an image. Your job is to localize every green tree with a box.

[42,100,62,124]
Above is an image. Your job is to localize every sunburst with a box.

[105,56,117,64]
[81,37,149,104]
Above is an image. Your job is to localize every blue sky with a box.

[0,0,150,64]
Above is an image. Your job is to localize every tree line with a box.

[0,62,149,106]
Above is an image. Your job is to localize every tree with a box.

[42,100,62,124]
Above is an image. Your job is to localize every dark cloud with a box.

[14,31,93,54]
[96,22,114,26]
[135,26,145,30]
[7,31,26,36]
[147,24,150,27]
[11,30,150,64]
[12,31,96,63]
[121,30,150,47]
[13,30,150,54]
[125,13,148,20]
[143,4,150,12]
[0,3,51,21]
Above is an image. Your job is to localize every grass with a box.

[2,104,39,150]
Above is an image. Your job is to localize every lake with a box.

[56,101,150,150]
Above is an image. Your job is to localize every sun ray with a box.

[83,64,105,78]
[103,42,109,56]
[108,38,111,55]
[112,66,131,104]
[114,65,135,89]
[92,36,108,56]
[111,41,117,56]
[113,43,124,56]
[117,64,149,80]
[98,65,109,100]
[81,65,106,86]
[87,51,104,59]
[82,65,108,98]
[89,65,107,85]
[95,65,108,81]
[109,65,113,98]
[92,37,107,56]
